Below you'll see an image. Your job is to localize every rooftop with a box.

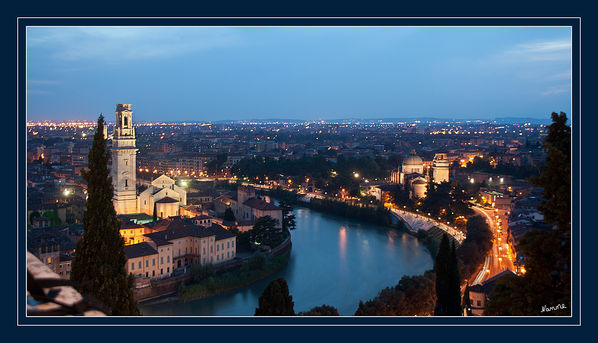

[243,198,281,211]
[125,242,158,259]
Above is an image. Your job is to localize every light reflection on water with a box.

[140,206,433,316]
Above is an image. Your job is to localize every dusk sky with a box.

[26,26,572,122]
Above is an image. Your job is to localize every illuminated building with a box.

[111,104,139,214]
[392,149,429,199]
[432,153,450,183]
[111,104,186,217]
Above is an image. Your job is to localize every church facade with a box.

[111,104,186,217]
[391,150,451,199]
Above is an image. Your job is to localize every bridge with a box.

[391,208,466,244]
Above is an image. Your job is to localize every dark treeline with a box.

[232,154,399,196]
[307,198,393,227]
[354,270,436,316]
[464,155,540,180]
[457,215,494,280]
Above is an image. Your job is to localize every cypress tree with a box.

[255,277,295,316]
[448,241,462,315]
[152,202,157,222]
[434,234,450,315]
[434,234,461,316]
[70,115,139,315]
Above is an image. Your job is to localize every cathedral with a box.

[111,104,186,218]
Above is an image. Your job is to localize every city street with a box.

[470,205,515,285]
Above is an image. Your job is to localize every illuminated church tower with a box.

[111,104,138,214]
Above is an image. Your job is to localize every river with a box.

[139,206,433,316]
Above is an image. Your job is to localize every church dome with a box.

[402,150,423,166]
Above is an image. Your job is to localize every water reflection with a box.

[140,206,433,316]
[339,226,347,261]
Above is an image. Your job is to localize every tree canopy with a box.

[255,278,295,316]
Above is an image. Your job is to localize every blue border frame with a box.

[16,17,581,326]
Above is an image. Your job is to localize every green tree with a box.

[457,215,493,279]
[223,207,236,222]
[354,270,436,316]
[532,111,571,231]
[190,263,214,283]
[152,202,157,222]
[434,234,461,316]
[278,200,296,232]
[42,209,62,226]
[251,216,282,247]
[254,277,295,316]
[248,252,266,270]
[70,115,139,316]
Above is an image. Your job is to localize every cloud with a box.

[27,89,52,95]
[495,38,572,63]
[27,27,241,62]
[549,71,571,80]
[28,79,60,85]
[541,85,570,96]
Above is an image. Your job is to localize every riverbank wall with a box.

[135,234,293,303]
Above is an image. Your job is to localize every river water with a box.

[139,206,433,316]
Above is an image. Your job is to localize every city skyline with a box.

[27,26,571,122]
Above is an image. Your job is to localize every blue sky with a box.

[26,26,572,122]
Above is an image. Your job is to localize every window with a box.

[138,262,141,269]
[146,260,148,267]
[167,267,170,273]
[167,256,170,263]
[232,241,234,247]
[203,247,205,254]
[217,244,219,252]
[152,258,155,266]
[152,270,155,277]
[125,179,128,187]
[477,300,482,307]
[161,269,163,275]
[210,246,213,253]
[145,272,148,277]
[178,248,181,256]
[216,255,219,261]
[161,257,163,264]
[131,263,134,270]
[227,252,230,258]
[227,241,230,249]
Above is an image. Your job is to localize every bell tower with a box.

[112,104,138,214]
